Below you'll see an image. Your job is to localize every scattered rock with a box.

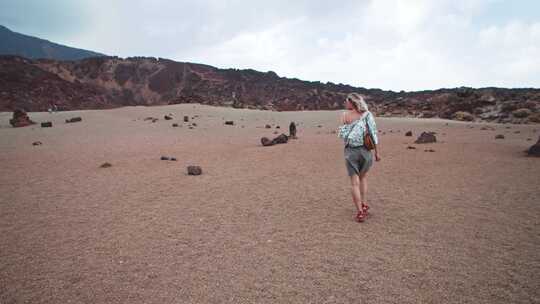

[514,131,521,134]
[144,117,154,121]
[164,115,172,120]
[184,116,189,122]
[495,134,505,139]
[41,122,52,128]
[414,132,437,144]
[512,108,532,118]
[65,117,82,123]
[453,111,474,121]
[100,162,112,168]
[405,131,413,136]
[170,157,177,161]
[480,126,495,131]
[187,166,202,175]
[407,146,416,149]
[424,149,435,152]
[265,124,271,129]
[192,123,197,127]
[271,134,289,145]
[32,141,42,146]
[172,123,179,127]
[225,121,234,125]
[10,109,35,127]
[527,138,532,141]
[289,122,297,138]
[527,137,540,157]
[317,125,322,128]
[261,137,273,146]
[161,156,170,160]
[276,125,280,129]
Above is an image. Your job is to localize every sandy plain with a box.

[1,104,539,303]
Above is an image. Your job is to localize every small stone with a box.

[276,126,280,129]
[100,162,112,168]
[261,137,274,146]
[184,116,189,122]
[32,141,42,146]
[424,149,435,152]
[414,132,437,144]
[225,121,234,125]
[265,124,271,129]
[164,115,172,120]
[495,134,505,139]
[161,156,170,160]
[172,123,179,127]
[65,117,82,123]
[170,157,177,161]
[407,146,416,150]
[187,166,202,175]
[405,131,413,136]
[41,122,52,128]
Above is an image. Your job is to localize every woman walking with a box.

[338,93,381,222]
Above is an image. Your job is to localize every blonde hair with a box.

[347,93,368,112]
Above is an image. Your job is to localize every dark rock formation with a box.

[527,137,540,157]
[187,166,202,175]
[414,132,437,144]
[1,55,539,124]
[9,109,35,127]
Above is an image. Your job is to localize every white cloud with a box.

[7,0,537,91]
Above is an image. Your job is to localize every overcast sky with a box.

[1,0,539,91]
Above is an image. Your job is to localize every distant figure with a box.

[337,93,381,222]
[53,104,58,112]
[289,122,297,138]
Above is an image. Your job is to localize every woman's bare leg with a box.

[350,174,362,212]
[359,172,368,205]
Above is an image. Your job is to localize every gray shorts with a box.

[344,145,373,176]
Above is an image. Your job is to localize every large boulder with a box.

[453,111,474,121]
[9,109,35,127]
[414,132,437,144]
[527,137,540,157]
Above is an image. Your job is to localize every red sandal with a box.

[362,203,370,214]
[356,210,366,222]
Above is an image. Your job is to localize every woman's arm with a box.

[368,112,381,161]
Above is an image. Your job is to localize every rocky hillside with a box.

[1,55,539,124]
[0,25,105,61]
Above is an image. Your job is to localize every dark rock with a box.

[170,157,177,161]
[261,137,274,146]
[495,134,505,139]
[161,156,170,160]
[276,125,280,129]
[164,115,172,120]
[184,116,189,122]
[527,137,540,157]
[424,149,435,152]
[407,146,416,149]
[265,124,271,129]
[32,141,42,146]
[289,122,297,138]
[144,117,154,121]
[414,132,437,144]
[172,123,179,127]
[65,117,82,123]
[405,131,413,136]
[41,122,52,128]
[192,123,197,127]
[100,162,112,168]
[9,109,35,127]
[225,121,234,125]
[271,134,289,145]
[187,165,202,175]
[152,118,158,123]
